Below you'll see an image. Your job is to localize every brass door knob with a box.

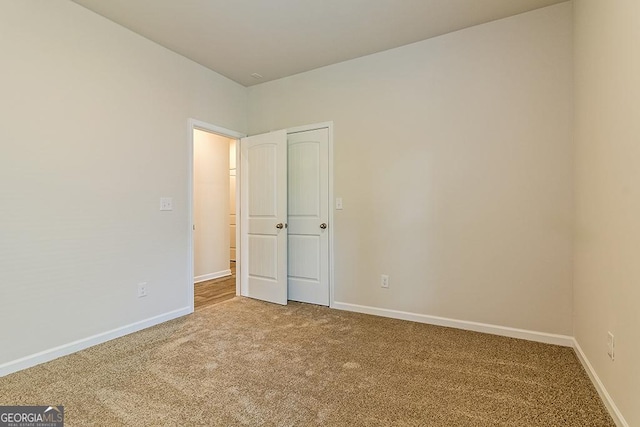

[320,223,327,229]
[276,223,284,229]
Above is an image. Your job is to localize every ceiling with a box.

[71,0,567,87]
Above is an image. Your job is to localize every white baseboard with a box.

[0,307,192,378]
[194,269,231,284]
[331,301,574,347]
[573,339,629,427]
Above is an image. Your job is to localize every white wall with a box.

[193,130,231,281]
[248,3,574,335]
[573,1,640,425]
[0,1,246,367]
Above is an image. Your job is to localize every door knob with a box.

[320,223,327,229]
[276,223,284,229]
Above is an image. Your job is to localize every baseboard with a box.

[194,269,231,284]
[0,307,192,378]
[331,301,574,347]
[573,339,629,427]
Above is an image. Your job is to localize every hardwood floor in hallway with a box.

[194,262,236,310]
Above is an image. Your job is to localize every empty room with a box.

[0,1,637,426]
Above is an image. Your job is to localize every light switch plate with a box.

[160,197,173,211]
[336,197,343,210]
[607,331,615,360]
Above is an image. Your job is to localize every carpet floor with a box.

[0,298,613,426]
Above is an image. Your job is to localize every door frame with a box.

[187,118,246,313]
[286,121,335,307]
[187,119,335,311]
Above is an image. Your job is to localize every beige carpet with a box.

[0,298,613,426]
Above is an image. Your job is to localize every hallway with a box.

[194,262,236,310]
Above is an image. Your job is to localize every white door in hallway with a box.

[287,128,330,306]
[240,130,288,305]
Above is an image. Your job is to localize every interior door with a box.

[240,130,288,305]
[287,128,330,305]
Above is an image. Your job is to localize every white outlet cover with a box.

[381,274,389,288]
[138,282,148,298]
[160,197,173,211]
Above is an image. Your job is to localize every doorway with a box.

[188,120,245,312]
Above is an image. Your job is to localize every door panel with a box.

[287,128,329,305]
[289,142,320,216]
[248,145,277,215]
[288,235,320,280]
[248,235,278,279]
[240,130,287,305]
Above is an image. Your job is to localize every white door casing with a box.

[188,119,245,313]
[287,128,330,306]
[240,130,288,305]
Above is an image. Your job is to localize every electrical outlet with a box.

[607,332,615,361]
[138,282,148,298]
[381,274,389,288]
[160,197,173,211]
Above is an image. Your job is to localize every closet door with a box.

[287,128,330,306]
[240,130,288,305]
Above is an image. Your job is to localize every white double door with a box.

[240,127,329,306]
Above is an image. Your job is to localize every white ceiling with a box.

[71,0,567,87]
